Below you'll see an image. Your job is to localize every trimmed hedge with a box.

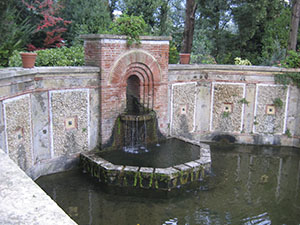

[9,45,84,67]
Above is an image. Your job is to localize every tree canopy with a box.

[1,0,300,66]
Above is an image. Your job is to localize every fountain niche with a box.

[79,35,211,196]
[121,74,158,154]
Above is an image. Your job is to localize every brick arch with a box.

[109,49,162,86]
[122,63,155,110]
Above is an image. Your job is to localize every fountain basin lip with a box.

[120,111,156,121]
[80,138,212,193]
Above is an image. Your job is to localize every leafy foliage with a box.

[273,97,283,108]
[59,0,112,45]
[285,128,292,137]
[281,50,300,68]
[191,0,291,65]
[190,54,216,64]
[109,14,148,45]
[8,45,84,67]
[275,72,300,88]
[261,6,290,66]
[1,0,298,67]
[119,0,161,29]
[21,0,71,50]
[0,4,34,67]
[169,41,179,64]
[239,98,249,105]
[222,111,230,118]
[234,57,252,65]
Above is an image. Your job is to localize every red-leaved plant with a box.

[22,0,71,50]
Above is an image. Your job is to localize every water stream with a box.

[36,143,300,225]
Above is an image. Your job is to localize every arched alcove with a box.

[126,75,140,114]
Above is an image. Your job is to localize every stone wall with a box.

[169,64,300,147]
[0,67,100,179]
[2,48,300,179]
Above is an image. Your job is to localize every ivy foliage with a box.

[109,14,148,46]
[273,97,283,108]
[275,50,300,88]
[8,45,84,67]
[275,72,300,88]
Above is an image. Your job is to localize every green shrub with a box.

[169,42,179,64]
[281,50,300,68]
[109,14,148,46]
[9,45,84,67]
[234,57,252,65]
[190,54,217,64]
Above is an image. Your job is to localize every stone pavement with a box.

[0,149,77,225]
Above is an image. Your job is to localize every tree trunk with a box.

[181,0,197,53]
[288,0,300,51]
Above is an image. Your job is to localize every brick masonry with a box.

[82,35,171,146]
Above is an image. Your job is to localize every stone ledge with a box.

[27,154,80,180]
[0,66,100,80]
[168,64,300,73]
[0,149,76,225]
[80,34,172,41]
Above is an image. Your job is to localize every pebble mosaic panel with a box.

[3,95,33,171]
[50,90,89,156]
[254,85,288,134]
[171,83,196,135]
[211,83,245,132]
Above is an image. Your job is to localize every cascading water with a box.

[121,74,158,154]
[122,114,152,154]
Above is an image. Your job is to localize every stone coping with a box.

[1,64,299,82]
[120,112,156,121]
[0,149,76,225]
[80,34,172,41]
[169,64,300,73]
[0,66,100,80]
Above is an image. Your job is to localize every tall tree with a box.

[197,0,232,61]
[181,0,197,53]
[158,0,170,35]
[120,0,161,29]
[59,0,112,45]
[288,0,300,51]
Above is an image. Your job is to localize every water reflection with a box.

[36,144,300,225]
[242,212,271,225]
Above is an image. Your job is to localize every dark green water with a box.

[99,138,201,168]
[36,144,300,225]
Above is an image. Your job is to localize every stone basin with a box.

[120,111,156,122]
[80,138,211,194]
